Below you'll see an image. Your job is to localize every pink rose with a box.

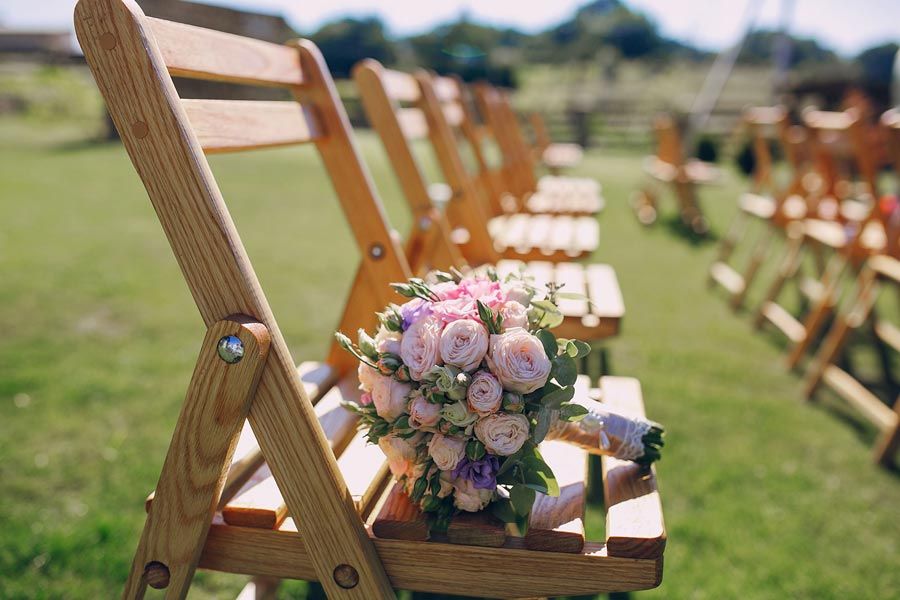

[452,477,494,512]
[357,361,380,393]
[466,371,503,416]
[408,395,441,429]
[459,278,506,309]
[400,316,443,381]
[503,283,533,307]
[486,328,552,394]
[432,281,463,300]
[498,301,528,330]
[371,375,411,421]
[440,319,488,372]
[359,392,373,406]
[427,433,466,471]
[474,413,530,456]
[379,433,421,477]
[431,297,479,324]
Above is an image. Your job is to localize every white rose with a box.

[379,433,421,477]
[439,319,488,372]
[466,371,503,416]
[375,327,402,356]
[357,361,380,393]
[498,301,528,330]
[504,284,533,307]
[427,433,466,471]
[408,395,441,429]
[474,413,530,456]
[486,328,552,394]
[400,316,443,381]
[452,477,494,512]
[371,375,411,421]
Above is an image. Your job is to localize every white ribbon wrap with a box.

[547,402,652,461]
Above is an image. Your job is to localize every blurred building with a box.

[0,30,72,57]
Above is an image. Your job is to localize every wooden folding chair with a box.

[354,60,624,343]
[77,2,663,597]
[635,113,720,235]
[528,111,584,175]
[470,83,604,217]
[800,109,900,467]
[753,108,886,369]
[709,106,812,309]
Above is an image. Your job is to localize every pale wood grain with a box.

[122,316,270,598]
[181,100,321,154]
[147,17,304,87]
[199,524,664,598]
[600,377,666,559]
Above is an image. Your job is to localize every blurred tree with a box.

[739,30,838,67]
[856,43,900,86]
[310,17,396,77]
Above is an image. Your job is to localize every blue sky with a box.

[2,0,898,56]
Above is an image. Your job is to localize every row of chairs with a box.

[709,101,900,468]
[74,0,664,598]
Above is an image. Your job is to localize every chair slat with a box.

[432,76,461,102]
[147,17,304,87]
[396,107,429,140]
[601,377,666,559]
[181,100,321,154]
[442,102,465,127]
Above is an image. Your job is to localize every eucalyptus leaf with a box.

[553,354,577,386]
[533,407,553,444]
[536,329,558,359]
[542,385,575,409]
[491,498,517,524]
[559,403,589,421]
[509,484,536,517]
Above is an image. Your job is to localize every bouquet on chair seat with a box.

[336,269,663,531]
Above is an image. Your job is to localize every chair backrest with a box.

[529,112,553,153]
[354,60,501,267]
[75,0,406,594]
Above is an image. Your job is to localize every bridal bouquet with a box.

[336,269,663,532]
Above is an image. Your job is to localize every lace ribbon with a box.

[547,405,652,461]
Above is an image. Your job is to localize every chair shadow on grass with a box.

[660,213,718,247]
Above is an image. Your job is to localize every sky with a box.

[1,0,898,57]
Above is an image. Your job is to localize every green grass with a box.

[2,118,900,599]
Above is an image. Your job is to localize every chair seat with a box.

[541,143,583,169]
[739,193,776,220]
[488,213,599,260]
[643,156,719,184]
[527,175,604,215]
[494,259,624,340]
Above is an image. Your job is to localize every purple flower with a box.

[399,299,433,331]
[452,455,500,490]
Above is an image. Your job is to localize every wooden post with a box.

[122,316,271,598]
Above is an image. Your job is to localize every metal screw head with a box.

[216,335,244,364]
[369,243,385,260]
[333,564,359,589]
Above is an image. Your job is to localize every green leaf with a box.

[466,439,486,461]
[531,299,561,313]
[559,403,589,421]
[541,385,575,409]
[553,354,577,386]
[411,476,428,502]
[536,329,558,359]
[521,455,560,496]
[532,407,553,444]
[491,498,517,523]
[566,339,592,358]
[422,495,441,512]
[509,484,536,517]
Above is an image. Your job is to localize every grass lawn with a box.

[2,118,899,599]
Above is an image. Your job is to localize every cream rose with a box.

[498,301,528,330]
[439,319,488,372]
[400,315,443,381]
[379,433,420,477]
[370,375,411,421]
[452,477,494,512]
[408,395,441,429]
[504,284,534,307]
[486,328,552,394]
[375,327,402,356]
[427,433,466,471]
[357,361,380,393]
[466,371,503,416]
[474,413,530,456]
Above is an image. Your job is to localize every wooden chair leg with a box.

[753,230,803,329]
[732,226,773,310]
[874,403,900,467]
[122,316,271,599]
[713,211,747,270]
[785,253,848,370]
[803,269,878,398]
